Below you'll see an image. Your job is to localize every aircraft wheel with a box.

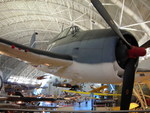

[0,76,3,91]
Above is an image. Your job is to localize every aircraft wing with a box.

[0,96,65,102]
[0,38,73,70]
[136,58,150,88]
[138,57,150,70]
[136,58,150,77]
[62,90,121,96]
[7,96,58,102]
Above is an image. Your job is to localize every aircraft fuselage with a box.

[0,26,140,84]
[39,26,138,84]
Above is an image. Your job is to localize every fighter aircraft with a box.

[0,0,150,110]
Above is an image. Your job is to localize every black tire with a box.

[0,76,3,91]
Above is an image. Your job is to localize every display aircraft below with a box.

[62,85,121,96]
[62,90,121,97]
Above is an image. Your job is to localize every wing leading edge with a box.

[0,38,73,69]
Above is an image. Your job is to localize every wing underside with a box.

[0,38,73,68]
[136,59,150,87]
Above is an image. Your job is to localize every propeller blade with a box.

[120,58,137,110]
[140,40,150,48]
[91,0,147,110]
[91,0,131,48]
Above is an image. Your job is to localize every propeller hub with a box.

[128,46,146,58]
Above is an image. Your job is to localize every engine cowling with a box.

[116,31,139,77]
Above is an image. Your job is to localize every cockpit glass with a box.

[57,27,70,39]
[56,26,80,39]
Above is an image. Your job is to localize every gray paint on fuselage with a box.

[49,29,118,64]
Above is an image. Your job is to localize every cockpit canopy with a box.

[56,26,80,39]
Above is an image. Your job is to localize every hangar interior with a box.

[0,0,150,112]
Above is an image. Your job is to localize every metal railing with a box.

[0,108,150,113]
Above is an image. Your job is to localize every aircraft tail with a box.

[30,32,38,48]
